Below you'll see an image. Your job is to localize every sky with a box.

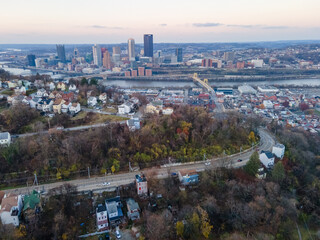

[0,0,320,44]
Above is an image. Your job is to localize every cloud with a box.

[226,24,290,29]
[89,25,123,30]
[226,24,262,28]
[193,22,223,27]
[160,24,167,27]
[262,26,290,29]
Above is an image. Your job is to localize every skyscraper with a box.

[103,50,112,70]
[74,48,79,58]
[92,44,102,67]
[56,45,66,63]
[143,34,153,57]
[128,38,135,60]
[112,46,121,55]
[176,48,183,62]
[27,54,36,66]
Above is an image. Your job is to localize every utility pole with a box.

[33,173,38,186]
[88,167,90,179]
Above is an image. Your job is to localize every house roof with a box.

[23,190,40,211]
[126,198,139,211]
[261,150,274,159]
[179,169,198,177]
[0,132,10,140]
[97,204,106,213]
[0,193,19,214]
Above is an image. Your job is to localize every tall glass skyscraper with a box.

[176,48,183,62]
[56,44,66,63]
[128,38,135,60]
[92,44,102,67]
[143,34,153,57]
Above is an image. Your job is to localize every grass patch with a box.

[103,107,117,113]
[314,110,320,116]
[70,111,128,126]
[1,89,14,96]
[26,89,37,96]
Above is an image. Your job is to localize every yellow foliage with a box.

[176,221,184,237]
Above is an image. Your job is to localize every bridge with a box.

[192,73,225,112]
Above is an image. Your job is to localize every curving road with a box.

[4,127,275,196]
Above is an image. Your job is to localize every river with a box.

[1,64,320,88]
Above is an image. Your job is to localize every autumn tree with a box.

[244,151,260,176]
[271,161,285,183]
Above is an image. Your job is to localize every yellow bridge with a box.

[192,73,225,112]
[192,73,215,94]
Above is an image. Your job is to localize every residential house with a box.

[23,190,41,224]
[99,93,107,103]
[69,102,81,115]
[46,82,56,91]
[0,132,11,146]
[62,92,74,102]
[34,80,45,88]
[259,151,275,168]
[126,198,140,221]
[7,80,18,89]
[29,97,41,108]
[56,82,66,91]
[272,143,285,159]
[178,169,199,185]
[126,118,141,131]
[69,84,77,92]
[61,101,71,113]
[88,96,97,107]
[256,166,267,179]
[105,196,123,227]
[35,88,48,98]
[0,193,23,226]
[118,102,133,114]
[162,107,174,115]
[53,99,65,114]
[136,174,148,196]
[96,204,108,231]
[37,98,53,112]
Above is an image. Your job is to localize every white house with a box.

[61,102,71,113]
[69,84,77,92]
[263,100,274,109]
[162,107,174,115]
[272,143,285,159]
[135,174,148,195]
[87,96,97,107]
[126,118,141,131]
[118,102,132,115]
[35,88,48,98]
[0,132,11,146]
[259,151,275,168]
[99,93,107,103]
[96,204,108,231]
[0,193,23,226]
[69,102,81,114]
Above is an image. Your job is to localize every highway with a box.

[4,128,275,196]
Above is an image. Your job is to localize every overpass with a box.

[192,73,225,112]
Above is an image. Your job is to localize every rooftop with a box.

[136,174,147,183]
[0,132,10,140]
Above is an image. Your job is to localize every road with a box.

[12,121,126,138]
[4,128,275,196]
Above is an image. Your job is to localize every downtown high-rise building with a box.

[27,54,36,66]
[92,44,102,67]
[56,44,66,63]
[176,48,183,62]
[128,38,135,60]
[103,50,112,70]
[143,34,153,57]
[112,46,121,55]
[74,48,79,58]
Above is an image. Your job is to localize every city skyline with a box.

[1,0,320,44]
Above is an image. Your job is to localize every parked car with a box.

[237,159,243,162]
[116,227,121,239]
[204,161,211,166]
